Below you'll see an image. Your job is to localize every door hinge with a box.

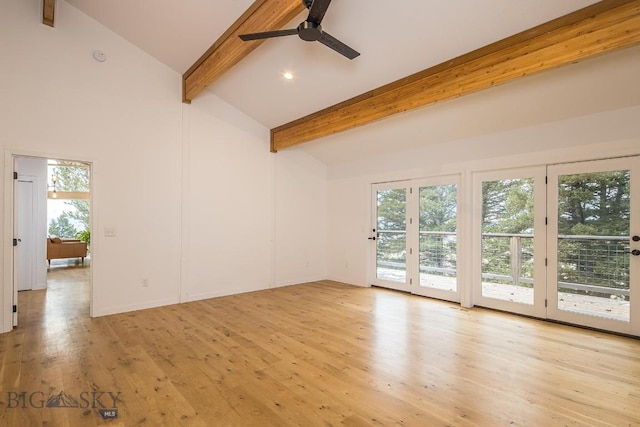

[13,305,17,313]
[13,172,18,180]
[410,188,413,194]
[13,238,18,247]
[410,248,413,255]
[545,176,548,184]
[545,217,548,225]
[410,218,413,225]
[410,278,413,285]
[545,258,548,266]
[544,299,547,308]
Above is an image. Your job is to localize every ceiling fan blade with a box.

[239,28,298,41]
[307,0,332,24]
[317,32,360,60]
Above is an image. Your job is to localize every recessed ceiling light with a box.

[282,71,294,80]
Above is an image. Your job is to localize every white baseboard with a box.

[94,296,180,317]
[326,275,367,287]
[181,283,269,303]
[274,274,327,288]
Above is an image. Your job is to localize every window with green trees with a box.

[47,161,90,244]
[419,184,457,290]
[376,188,407,281]
[557,170,630,296]
[481,178,535,285]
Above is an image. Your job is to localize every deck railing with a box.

[377,230,630,297]
[555,234,630,297]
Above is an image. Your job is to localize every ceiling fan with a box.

[238,0,360,60]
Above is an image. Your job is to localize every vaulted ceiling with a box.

[64,0,640,163]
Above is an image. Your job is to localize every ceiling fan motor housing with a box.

[238,0,360,60]
[298,21,322,41]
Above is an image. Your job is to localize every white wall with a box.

[183,92,274,301]
[0,0,183,325]
[326,105,640,294]
[0,0,327,332]
[183,91,327,301]
[15,157,48,290]
[274,149,327,286]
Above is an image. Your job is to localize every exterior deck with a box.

[377,268,630,322]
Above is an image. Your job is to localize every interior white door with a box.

[472,167,547,318]
[17,178,36,292]
[371,182,411,292]
[547,156,640,336]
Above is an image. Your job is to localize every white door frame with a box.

[3,149,97,333]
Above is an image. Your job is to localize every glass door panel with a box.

[548,157,639,335]
[481,178,535,305]
[473,167,547,318]
[557,171,630,321]
[413,177,460,302]
[372,183,409,292]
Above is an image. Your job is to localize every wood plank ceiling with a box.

[180,0,640,152]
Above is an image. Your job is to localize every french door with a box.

[473,157,640,336]
[547,157,639,335]
[371,181,410,292]
[371,176,461,302]
[472,167,547,318]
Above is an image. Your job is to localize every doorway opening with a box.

[13,156,92,328]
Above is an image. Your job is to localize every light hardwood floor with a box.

[1,271,639,426]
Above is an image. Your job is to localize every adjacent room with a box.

[1,0,639,425]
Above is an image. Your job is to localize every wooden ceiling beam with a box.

[183,0,305,103]
[271,0,640,152]
[43,0,55,27]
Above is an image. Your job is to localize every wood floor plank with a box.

[2,274,640,426]
[262,332,478,426]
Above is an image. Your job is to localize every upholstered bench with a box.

[46,237,88,265]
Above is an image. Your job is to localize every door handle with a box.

[632,249,640,256]
[368,237,376,240]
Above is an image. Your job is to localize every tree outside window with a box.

[47,161,90,244]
